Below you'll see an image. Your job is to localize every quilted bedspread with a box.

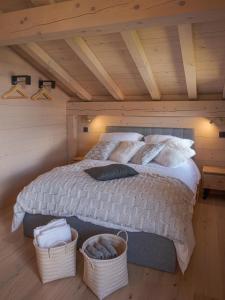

[12,159,194,245]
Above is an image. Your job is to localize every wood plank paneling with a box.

[0,47,68,207]
[65,37,124,100]
[0,0,225,46]
[194,20,225,95]
[8,19,225,99]
[121,30,161,99]
[37,39,109,96]
[84,33,149,96]
[15,43,92,100]
[68,100,225,117]
[137,26,187,95]
[178,24,197,99]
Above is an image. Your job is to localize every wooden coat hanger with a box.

[31,80,55,101]
[2,84,29,99]
[1,75,31,100]
[31,87,52,100]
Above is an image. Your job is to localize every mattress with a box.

[23,213,177,273]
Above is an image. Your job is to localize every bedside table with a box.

[71,156,84,163]
[202,166,225,199]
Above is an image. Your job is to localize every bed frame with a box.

[23,126,194,273]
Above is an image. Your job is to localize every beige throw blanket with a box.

[12,160,194,245]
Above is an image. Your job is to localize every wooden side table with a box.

[202,166,225,199]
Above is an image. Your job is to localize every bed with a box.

[12,127,200,273]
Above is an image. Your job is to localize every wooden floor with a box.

[0,194,224,300]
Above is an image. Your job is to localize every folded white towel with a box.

[34,219,67,238]
[36,224,72,248]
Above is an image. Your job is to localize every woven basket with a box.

[33,228,78,284]
[80,231,128,300]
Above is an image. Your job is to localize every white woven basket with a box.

[33,228,78,284]
[80,231,128,300]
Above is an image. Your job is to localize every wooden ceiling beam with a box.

[15,43,92,100]
[178,23,197,99]
[121,30,160,100]
[0,0,225,46]
[65,37,124,100]
[30,0,55,5]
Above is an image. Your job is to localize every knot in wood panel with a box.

[178,1,186,6]
[133,4,140,10]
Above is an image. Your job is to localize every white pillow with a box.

[178,146,196,158]
[100,132,143,142]
[154,147,186,167]
[144,135,194,148]
[85,141,118,160]
[154,144,196,167]
[130,143,165,165]
[109,141,144,164]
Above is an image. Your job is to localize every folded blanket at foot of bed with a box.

[85,239,118,260]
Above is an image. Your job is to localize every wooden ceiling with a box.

[1,0,225,101]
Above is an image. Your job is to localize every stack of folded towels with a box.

[34,219,72,248]
[84,238,118,260]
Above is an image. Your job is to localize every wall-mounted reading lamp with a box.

[209,117,225,138]
[82,115,95,132]
[209,117,225,126]
[82,115,95,123]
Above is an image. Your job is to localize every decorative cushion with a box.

[85,141,118,160]
[154,147,187,167]
[144,135,194,148]
[100,132,143,142]
[177,146,196,158]
[154,144,196,167]
[130,143,165,165]
[109,141,145,164]
[85,164,139,181]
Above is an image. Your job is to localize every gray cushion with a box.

[131,143,165,165]
[84,141,118,160]
[84,164,139,181]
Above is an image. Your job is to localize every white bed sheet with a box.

[133,158,201,195]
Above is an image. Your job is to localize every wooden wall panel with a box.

[84,33,149,96]
[68,100,225,168]
[35,21,225,99]
[0,46,68,207]
[137,26,187,95]
[0,0,29,12]
[194,20,225,94]
[0,0,67,13]
[68,101,225,117]
[37,40,109,96]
